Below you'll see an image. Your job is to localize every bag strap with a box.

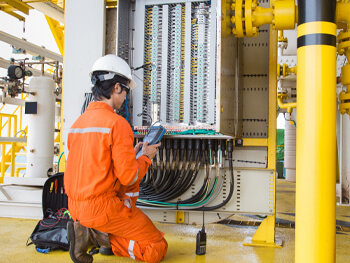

[26,237,33,246]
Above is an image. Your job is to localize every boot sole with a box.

[99,247,114,256]
[67,221,83,263]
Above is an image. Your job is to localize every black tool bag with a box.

[27,173,73,253]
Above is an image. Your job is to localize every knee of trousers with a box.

[140,238,168,263]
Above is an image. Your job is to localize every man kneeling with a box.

[64,55,167,263]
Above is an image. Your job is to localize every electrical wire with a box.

[57,151,64,173]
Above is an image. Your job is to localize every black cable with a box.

[197,140,234,211]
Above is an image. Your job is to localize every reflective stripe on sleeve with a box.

[128,169,139,185]
[69,127,110,134]
[126,192,139,197]
[128,240,135,260]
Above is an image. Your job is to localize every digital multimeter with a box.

[136,126,166,159]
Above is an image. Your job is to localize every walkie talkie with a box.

[196,210,206,255]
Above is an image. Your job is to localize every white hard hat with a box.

[89,54,136,90]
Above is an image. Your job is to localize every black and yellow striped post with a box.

[296,1,336,262]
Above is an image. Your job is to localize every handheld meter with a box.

[136,126,166,159]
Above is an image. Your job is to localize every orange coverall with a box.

[64,102,168,262]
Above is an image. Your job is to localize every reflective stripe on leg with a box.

[128,240,135,260]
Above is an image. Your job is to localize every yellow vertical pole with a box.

[10,142,15,177]
[7,117,11,137]
[296,1,336,262]
[14,115,17,136]
[0,116,2,137]
[0,143,5,182]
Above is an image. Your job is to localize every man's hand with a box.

[142,141,161,160]
[134,142,143,154]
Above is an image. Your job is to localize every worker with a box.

[64,54,168,263]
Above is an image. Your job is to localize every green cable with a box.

[171,129,217,135]
[138,179,218,208]
[181,179,217,207]
[57,152,64,173]
[138,180,212,206]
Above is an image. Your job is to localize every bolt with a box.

[30,149,35,153]
[252,1,257,9]
[231,17,236,23]
[231,3,236,9]
[232,28,237,35]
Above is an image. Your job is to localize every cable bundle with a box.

[137,139,234,211]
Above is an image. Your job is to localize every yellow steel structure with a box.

[295,0,337,260]
[0,111,27,183]
[243,23,280,248]
[222,2,284,246]
[336,1,350,116]
[242,138,268,147]
[227,0,298,248]
[0,113,17,138]
[45,16,64,55]
[231,0,296,38]
[0,0,32,21]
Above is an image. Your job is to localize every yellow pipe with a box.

[277,94,296,114]
[296,1,337,261]
[336,2,350,30]
[253,6,274,28]
[278,30,287,42]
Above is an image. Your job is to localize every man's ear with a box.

[114,83,121,93]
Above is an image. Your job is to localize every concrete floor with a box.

[0,179,349,263]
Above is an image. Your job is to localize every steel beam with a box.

[27,2,64,24]
[3,0,31,15]
[0,30,63,62]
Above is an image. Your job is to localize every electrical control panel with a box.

[111,0,274,224]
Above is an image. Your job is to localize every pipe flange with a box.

[339,90,350,115]
[337,31,350,55]
[232,0,245,37]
